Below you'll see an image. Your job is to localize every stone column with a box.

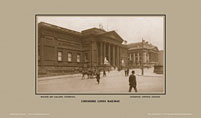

[100,42,103,65]
[133,53,135,64]
[103,42,106,63]
[112,45,116,66]
[116,46,119,67]
[143,52,146,63]
[147,53,149,63]
[137,53,140,63]
[150,52,153,63]
[119,47,121,66]
[108,43,111,63]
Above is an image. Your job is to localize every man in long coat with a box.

[129,70,138,92]
[96,70,101,84]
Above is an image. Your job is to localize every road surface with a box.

[37,68,164,94]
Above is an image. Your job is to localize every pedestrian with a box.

[82,69,86,80]
[96,70,100,84]
[103,69,106,77]
[127,68,130,76]
[125,67,129,76]
[128,70,138,92]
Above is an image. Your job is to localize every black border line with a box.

[35,15,37,95]
[35,14,166,95]
[164,15,167,95]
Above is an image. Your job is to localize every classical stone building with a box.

[37,22,128,77]
[127,40,159,68]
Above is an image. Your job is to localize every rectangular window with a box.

[77,54,81,62]
[58,51,62,61]
[68,52,72,62]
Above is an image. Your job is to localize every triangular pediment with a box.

[99,31,124,43]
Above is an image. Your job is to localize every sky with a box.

[37,16,164,50]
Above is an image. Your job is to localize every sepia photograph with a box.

[36,15,165,94]
[2,0,201,117]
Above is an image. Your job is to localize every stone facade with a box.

[127,40,159,68]
[37,22,128,77]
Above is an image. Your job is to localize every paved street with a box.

[37,68,164,93]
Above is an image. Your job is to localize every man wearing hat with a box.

[129,70,138,92]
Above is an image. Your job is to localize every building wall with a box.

[128,49,159,68]
[38,23,128,77]
[38,25,83,77]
